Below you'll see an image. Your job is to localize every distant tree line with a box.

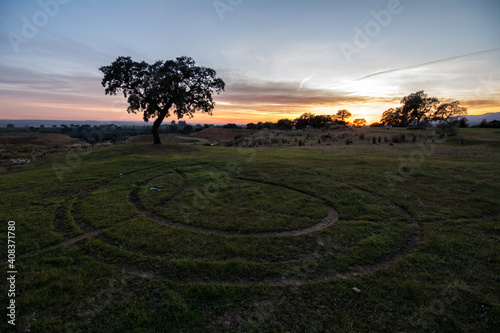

[245,110,357,130]
[0,122,207,144]
[478,119,500,128]
[380,91,468,128]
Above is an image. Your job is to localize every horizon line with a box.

[1,110,499,127]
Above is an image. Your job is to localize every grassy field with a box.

[1,128,499,332]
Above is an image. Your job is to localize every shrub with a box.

[436,122,458,138]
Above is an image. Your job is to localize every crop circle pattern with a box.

[52,165,421,286]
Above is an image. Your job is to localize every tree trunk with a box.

[152,112,167,144]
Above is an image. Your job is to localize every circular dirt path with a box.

[37,165,422,286]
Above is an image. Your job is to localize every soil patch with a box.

[191,128,253,143]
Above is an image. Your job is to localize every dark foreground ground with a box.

[1,128,499,332]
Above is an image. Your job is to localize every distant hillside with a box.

[0,133,85,146]
[0,119,229,128]
[465,112,500,125]
[0,119,148,127]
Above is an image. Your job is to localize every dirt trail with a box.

[11,164,424,287]
[133,205,339,238]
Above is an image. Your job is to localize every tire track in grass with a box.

[87,168,421,286]
[14,163,424,286]
[15,165,167,258]
[128,166,340,237]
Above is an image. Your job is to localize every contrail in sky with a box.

[298,75,314,91]
[353,48,500,81]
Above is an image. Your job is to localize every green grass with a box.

[0,129,499,332]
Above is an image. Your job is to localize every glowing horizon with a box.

[1,1,499,125]
[1,99,495,126]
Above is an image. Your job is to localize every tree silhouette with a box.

[336,109,352,122]
[434,101,467,124]
[294,112,315,129]
[99,56,225,144]
[276,118,294,130]
[381,91,441,127]
[400,90,439,126]
[380,107,402,126]
[310,114,333,128]
[353,118,367,127]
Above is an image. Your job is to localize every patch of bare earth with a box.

[126,133,213,145]
[0,133,85,146]
[190,128,253,143]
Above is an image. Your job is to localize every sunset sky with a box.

[1,0,499,125]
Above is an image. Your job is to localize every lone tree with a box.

[353,118,367,127]
[99,56,225,144]
[336,109,352,122]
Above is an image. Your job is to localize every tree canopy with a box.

[99,56,225,144]
[399,90,439,126]
[380,90,466,128]
[336,109,352,122]
[380,107,403,126]
[353,118,367,127]
[434,100,467,124]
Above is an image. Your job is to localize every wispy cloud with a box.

[221,80,377,106]
[353,48,500,82]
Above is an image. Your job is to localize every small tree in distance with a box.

[353,118,367,127]
[99,56,225,144]
[336,109,352,122]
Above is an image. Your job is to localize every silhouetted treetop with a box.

[434,100,467,124]
[353,118,367,127]
[380,91,468,128]
[400,90,439,126]
[336,109,352,122]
